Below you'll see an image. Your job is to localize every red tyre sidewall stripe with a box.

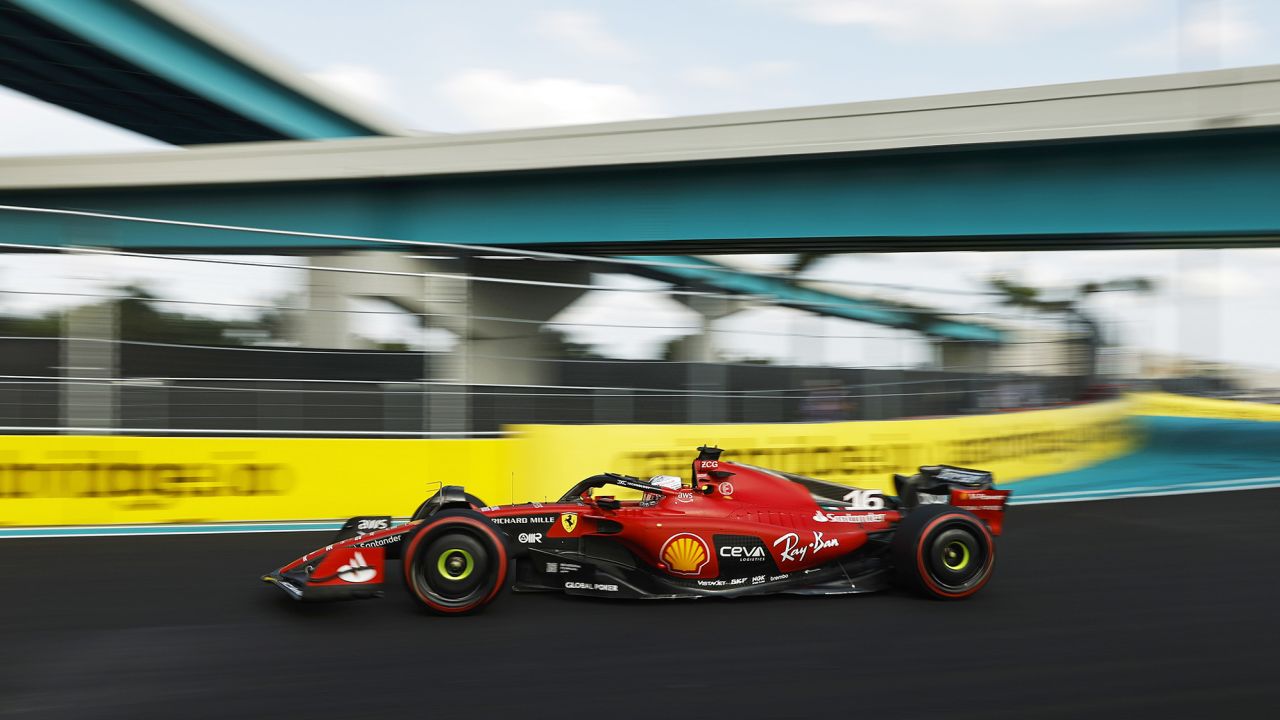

[915,512,995,599]
[404,515,509,613]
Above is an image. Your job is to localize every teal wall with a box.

[1012,416,1280,503]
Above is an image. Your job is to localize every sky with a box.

[6,0,1280,150]
[1,0,1279,372]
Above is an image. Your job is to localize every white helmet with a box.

[642,474,683,505]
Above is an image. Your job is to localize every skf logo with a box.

[661,533,710,575]
[560,512,579,534]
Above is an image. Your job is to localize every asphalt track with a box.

[2,490,1278,720]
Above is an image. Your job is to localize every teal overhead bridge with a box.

[0,0,400,143]
[1,2,1278,346]
[626,256,1002,343]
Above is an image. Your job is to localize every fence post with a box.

[425,269,470,434]
[61,285,117,433]
[682,295,731,423]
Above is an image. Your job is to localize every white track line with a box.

[1012,477,1280,505]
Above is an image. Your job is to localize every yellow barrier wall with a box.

[1131,391,1280,422]
[509,399,1136,501]
[0,399,1136,526]
[0,436,511,526]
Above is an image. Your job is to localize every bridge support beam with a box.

[668,296,748,422]
[289,252,589,387]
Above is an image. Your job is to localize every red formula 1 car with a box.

[262,447,1010,614]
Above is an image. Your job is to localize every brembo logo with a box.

[661,533,710,575]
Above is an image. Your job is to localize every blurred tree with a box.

[116,284,286,345]
[784,253,946,336]
[0,310,61,337]
[988,275,1155,393]
[785,251,829,278]
[0,283,288,346]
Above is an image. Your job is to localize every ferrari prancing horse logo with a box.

[560,512,579,533]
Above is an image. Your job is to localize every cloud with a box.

[306,63,396,110]
[534,10,634,59]
[439,69,663,130]
[767,0,1152,42]
[1123,5,1261,64]
[753,60,801,78]
[682,66,743,90]
[1184,265,1263,300]
[1178,4,1262,63]
[680,61,800,90]
[551,285,698,360]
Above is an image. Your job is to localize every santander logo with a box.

[336,551,377,583]
[813,510,886,524]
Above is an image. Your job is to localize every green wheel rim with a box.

[437,548,475,580]
[942,540,970,571]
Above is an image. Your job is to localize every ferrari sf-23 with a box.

[262,446,1010,614]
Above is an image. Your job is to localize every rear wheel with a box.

[892,506,994,599]
[411,492,488,521]
[403,512,508,614]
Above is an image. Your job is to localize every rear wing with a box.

[895,465,1010,535]
[919,465,993,486]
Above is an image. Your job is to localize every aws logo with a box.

[560,512,579,534]
[661,533,710,575]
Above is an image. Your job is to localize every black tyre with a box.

[891,505,995,599]
[410,492,488,521]
[402,511,508,614]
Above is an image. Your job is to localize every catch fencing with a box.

[0,204,1093,436]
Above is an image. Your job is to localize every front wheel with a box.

[891,505,995,599]
[402,511,509,614]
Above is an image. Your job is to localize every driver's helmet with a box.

[642,475,683,506]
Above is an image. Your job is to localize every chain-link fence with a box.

[0,206,1104,436]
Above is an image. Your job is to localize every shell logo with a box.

[660,533,710,575]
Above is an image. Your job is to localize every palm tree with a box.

[785,252,830,279]
[988,276,1155,394]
